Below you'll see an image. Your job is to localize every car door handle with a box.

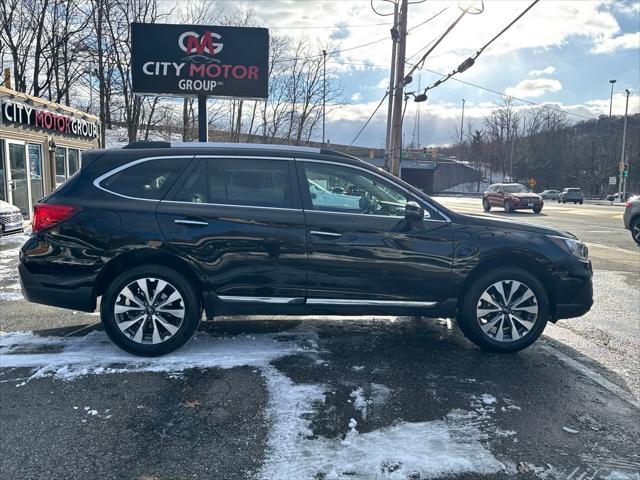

[310,230,342,238]
[174,218,209,227]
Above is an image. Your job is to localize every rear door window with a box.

[100,157,188,200]
[173,158,294,209]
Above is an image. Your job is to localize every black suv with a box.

[19,142,593,356]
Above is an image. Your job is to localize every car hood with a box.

[0,199,21,214]
[510,192,541,199]
[455,213,577,239]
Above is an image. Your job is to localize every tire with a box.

[504,200,512,213]
[458,267,549,353]
[579,201,583,205]
[557,198,561,203]
[101,265,201,356]
[482,198,491,212]
[631,217,640,245]
[533,206,543,214]
[562,200,566,204]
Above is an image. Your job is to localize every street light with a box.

[617,88,630,201]
[608,79,616,118]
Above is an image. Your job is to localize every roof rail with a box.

[123,141,170,149]
[169,141,321,153]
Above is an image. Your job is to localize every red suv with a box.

[483,183,543,213]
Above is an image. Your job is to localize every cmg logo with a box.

[178,31,223,55]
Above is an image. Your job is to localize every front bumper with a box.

[552,257,593,320]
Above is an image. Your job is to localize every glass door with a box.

[7,141,31,218]
[28,144,44,205]
[0,139,6,202]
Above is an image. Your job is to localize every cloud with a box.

[529,66,556,77]
[505,79,563,99]
[592,32,640,53]
[351,92,363,101]
[330,24,351,41]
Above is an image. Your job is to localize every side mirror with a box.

[405,201,424,221]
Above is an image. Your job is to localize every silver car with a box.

[623,195,640,244]
[0,200,24,236]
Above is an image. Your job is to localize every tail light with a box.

[32,204,81,233]
[625,201,632,208]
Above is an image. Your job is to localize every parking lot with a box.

[1,198,639,480]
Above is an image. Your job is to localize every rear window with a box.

[567,188,582,193]
[100,158,187,200]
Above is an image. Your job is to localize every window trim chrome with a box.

[93,155,195,202]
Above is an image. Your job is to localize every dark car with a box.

[558,188,584,204]
[623,195,640,244]
[19,142,593,356]
[0,200,24,236]
[482,183,543,213]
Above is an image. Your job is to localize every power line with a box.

[268,21,391,30]
[346,91,390,150]
[414,0,541,97]
[273,5,449,64]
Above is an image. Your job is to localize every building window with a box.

[55,147,67,186]
[68,148,80,176]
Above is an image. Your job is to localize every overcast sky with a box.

[208,0,640,147]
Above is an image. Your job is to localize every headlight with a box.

[549,236,588,260]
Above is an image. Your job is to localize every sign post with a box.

[131,23,269,142]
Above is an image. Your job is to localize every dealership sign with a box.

[1,100,99,139]
[131,23,269,99]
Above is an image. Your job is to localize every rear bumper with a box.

[19,262,96,312]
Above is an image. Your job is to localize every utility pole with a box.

[389,0,408,177]
[617,88,630,202]
[459,98,465,162]
[384,1,399,171]
[322,49,327,146]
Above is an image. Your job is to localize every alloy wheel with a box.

[114,277,185,344]
[476,280,538,342]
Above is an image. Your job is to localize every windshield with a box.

[503,184,529,193]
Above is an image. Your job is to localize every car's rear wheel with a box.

[504,200,513,213]
[101,265,201,356]
[482,199,491,212]
[458,267,549,352]
[631,217,640,245]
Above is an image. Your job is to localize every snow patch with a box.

[261,411,505,479]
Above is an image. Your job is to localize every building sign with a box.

[131,23,269,99]
[1,100,98,139]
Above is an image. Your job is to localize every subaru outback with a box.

[19,142,593,356]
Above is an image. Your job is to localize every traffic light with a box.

[422,147,427,158]
[623,163,629,177]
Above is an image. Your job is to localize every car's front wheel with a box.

[458,267,549,352]
[533,205,543,213]
[101,266,201,356]
[631,217,640,245]
[482,198,491,212]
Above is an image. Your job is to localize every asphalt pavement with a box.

[1,199,639,480]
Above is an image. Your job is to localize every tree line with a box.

[0,0,342,147]
[445,99,640,195]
